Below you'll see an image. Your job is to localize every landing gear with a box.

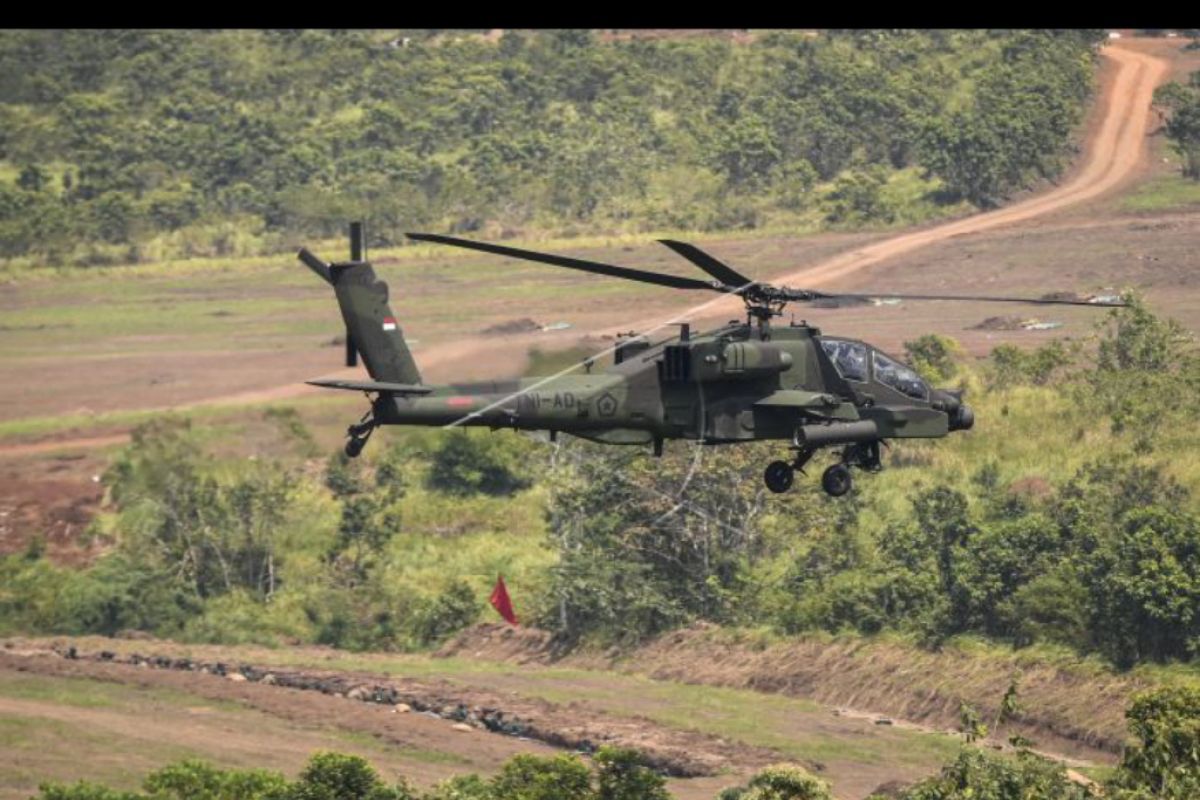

[764,460,794,494]
[821,463,853,497]
[761,441,882,496]
[344,416,376,458]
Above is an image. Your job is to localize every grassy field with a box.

[1121,174,1200,211]
[0,669,492,800]
[0,639,974,800]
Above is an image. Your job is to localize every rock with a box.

[874,718,894,726]
[394,703,412,713]
[451,723,474,732]
[347,687,367,701]
[482,317,541,335]
[227,672,247,682]
[261,674,277,685]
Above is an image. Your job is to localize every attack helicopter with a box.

[297,223,1123,496]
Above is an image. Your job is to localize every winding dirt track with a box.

[772,42,1167,288]
[0,41,1170,459]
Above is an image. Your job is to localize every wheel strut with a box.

[344,411,376,458]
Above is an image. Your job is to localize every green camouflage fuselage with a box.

[376,321,953,446]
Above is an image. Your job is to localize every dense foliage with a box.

[1154,70,1200,180]
[534,299,1200,666]
[0,29,1102,266]
[0,421,548,651]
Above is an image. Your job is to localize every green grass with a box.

[0,670,244,712]
[0,392,359,442]
[1122,174,1200,212]
[0,669,494,798]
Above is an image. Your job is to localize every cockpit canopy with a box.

[819,338,928,401]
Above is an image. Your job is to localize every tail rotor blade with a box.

[298,248,334,285]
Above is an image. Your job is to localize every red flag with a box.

[490,574,518,626]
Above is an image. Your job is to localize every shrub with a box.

[426,430,534,497]
[410,580,482,646]
[719,763,832,800]
[896,749,1094,800]
[284,753,414,800]
[142,759,286,800]
[594,747,670,800]
[1107,687,1200,799]
[488,754,593,800]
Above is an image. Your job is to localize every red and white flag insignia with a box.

[382,317,397,331]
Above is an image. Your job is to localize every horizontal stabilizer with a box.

[307,378,433,395]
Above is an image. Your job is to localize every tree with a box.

[1154,76,1200,179]
[284,753,414,800]
[719,763,832,800]
[897,749,1095,800]
[594,747,670,800]
[904,334,961,383]
[543,442,780,644]
[142,759,286,800]
[426,430,535,497]
[1108,687,1200,799]
[488,754,593,800]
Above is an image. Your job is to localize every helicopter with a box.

[297,223,1124,497]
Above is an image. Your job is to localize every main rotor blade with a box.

[797,290,1127,308]
[657,240,754,288]
[406,232,724,293]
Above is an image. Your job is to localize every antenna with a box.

[350,220,365,261]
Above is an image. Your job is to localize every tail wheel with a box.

[764,460,795,494]
[345,437,366,458]
[821,463,853,497]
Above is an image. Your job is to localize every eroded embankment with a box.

[0,642,779,779]
[439,623,1142,760]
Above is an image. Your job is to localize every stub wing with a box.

[306,378,433,395]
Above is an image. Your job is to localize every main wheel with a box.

[764,460,795,494]
[344,437,366,458]
[821,463,853,497]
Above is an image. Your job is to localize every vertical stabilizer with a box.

[299,223,421,385]
[329,260,422,384]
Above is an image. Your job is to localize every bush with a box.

[1107,687,1200,799]
[594,747,670,800]
[285,753,414,800]
[488,754,593,800]
[35,784,142,800]
[719,763,832,800]
[904,334,961,384]
[426,430,535,497]
[410,580,483,646]
[142,759,286,800]
[895,749,1094,800]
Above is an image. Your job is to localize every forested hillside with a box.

[0,29,1102,267]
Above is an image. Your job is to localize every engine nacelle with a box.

[719,342,793,379]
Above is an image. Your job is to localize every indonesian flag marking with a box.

[446,396,475,408]
[382,316,398,331]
